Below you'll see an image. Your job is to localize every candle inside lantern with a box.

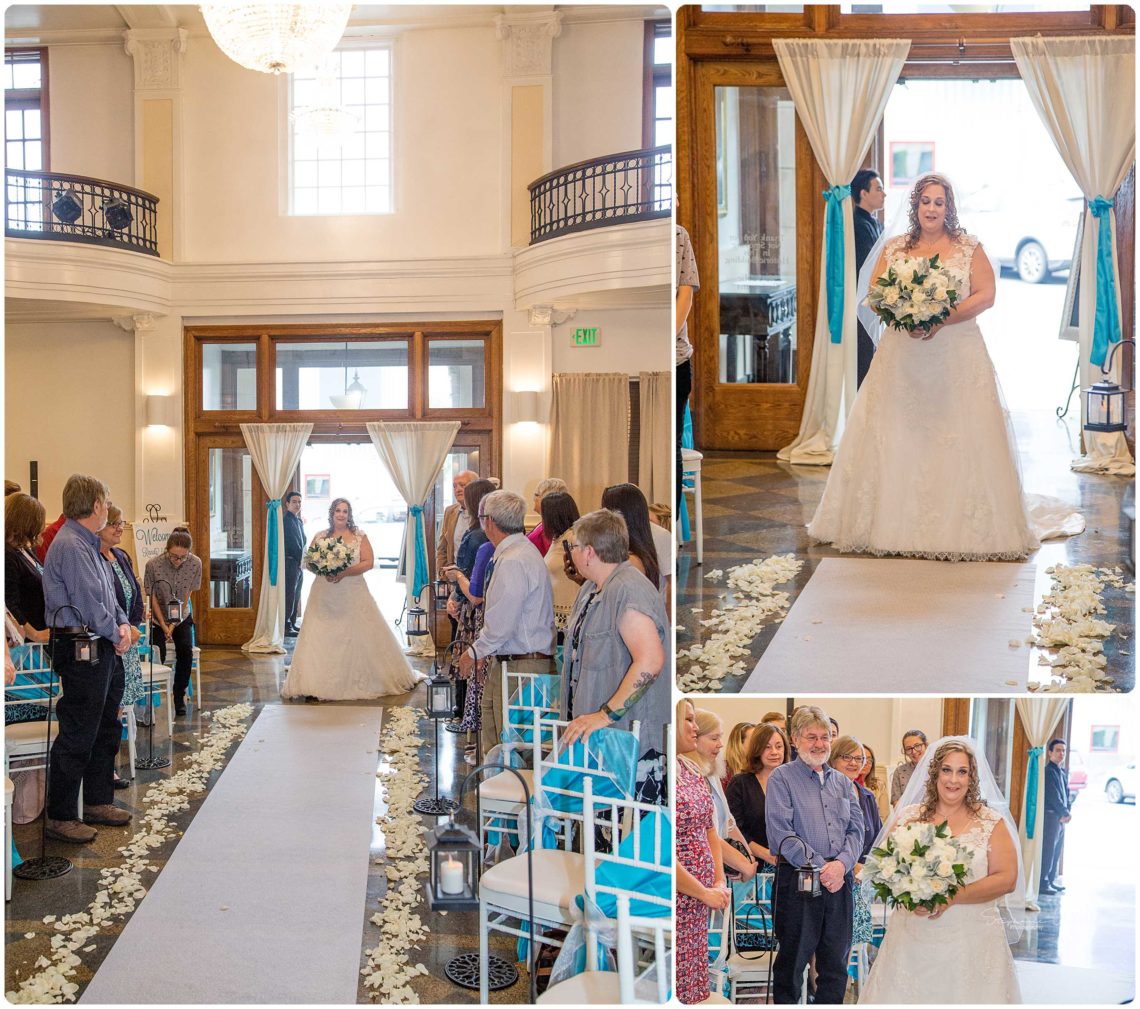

[440,856,464,895]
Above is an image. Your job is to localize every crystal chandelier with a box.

[290,58,360,148]
[200,3,352,75]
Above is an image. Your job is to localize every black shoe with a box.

[175,703,187,716]
[1045,883,1066,894]
[113,775,131,790]
[284,625,298,637]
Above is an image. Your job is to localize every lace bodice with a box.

[895,803,1002,883]
[885,233,980,301]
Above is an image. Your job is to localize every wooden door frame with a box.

[678,5,1135,449]
[184,321,503,645]
[688,61,822,450]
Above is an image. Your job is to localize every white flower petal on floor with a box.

[1028,564,1131,692]
[6,703,254,1004]
[678,553,803,692]
[360,707,431,1004]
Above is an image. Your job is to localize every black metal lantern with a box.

[407,602,429,637]
[426,672,454,719]
[52,188,83,224]
[434,576,451,610]
[102,197,132,231]
[164,597,184,625]
[425,818,481,912]
[1085,339,1134,434]
[796,864,823,898]
[53,625,101,665]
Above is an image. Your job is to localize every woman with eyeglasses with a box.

[143,526,202,716]
[892,729,929,805]
[829,734,882,947]
[98,505,145,786]
[442,478,496,760]
[561,509,670,804]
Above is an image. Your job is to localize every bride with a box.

[808,172,1082,561]
[860,736,1023,1004]
[281,498,426,701]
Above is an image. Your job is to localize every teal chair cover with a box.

[579,807,672,920]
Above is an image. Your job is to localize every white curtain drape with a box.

[638,371,672,506]
[366,420,460,622]
[548,373,630,508]
[1011,35,1136,476]
[774,38,911,466]
[240,423,313,654]
[1014,697,1069,908]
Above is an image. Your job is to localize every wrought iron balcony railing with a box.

[5,169,160,257]
[528,145,672,245]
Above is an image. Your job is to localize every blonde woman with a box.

[722,720,755,788]
[693,708,756,882]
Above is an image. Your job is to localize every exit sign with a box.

[573,327,600,346]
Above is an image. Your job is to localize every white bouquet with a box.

[863,819,970,913]
[866,254,959,334]
[304,536,352,577]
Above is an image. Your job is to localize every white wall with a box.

[550,305,670,374]
[5,320,136,518]
[180,26,505,263]
[552,17,646,169]
[47,43,134,182]
[690,695,943,787]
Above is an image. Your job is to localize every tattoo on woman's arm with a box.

[609,669,659,719]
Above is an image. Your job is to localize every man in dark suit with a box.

[1041,737,1072,894]
[851,167,885,389]
[282,490,306,636]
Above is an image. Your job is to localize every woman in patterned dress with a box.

[675,698,731,1003]
[829,735,883,946]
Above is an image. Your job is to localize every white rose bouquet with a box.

[304,536,352,578]
[863,820,970,913]
[866,254,959,334]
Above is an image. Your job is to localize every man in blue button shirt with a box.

[765,705,864,1003]
[42,474,133,844]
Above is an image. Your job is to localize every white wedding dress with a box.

[281,537,426,700]
[860,804,1022,1004]
[808,234,1083,561]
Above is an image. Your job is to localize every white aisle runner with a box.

[82,705,383,1004]
[742,557,1037,693]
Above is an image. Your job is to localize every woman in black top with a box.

[4,493,49,642]
[725,722,791,867]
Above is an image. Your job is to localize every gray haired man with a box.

[457,490,555,755]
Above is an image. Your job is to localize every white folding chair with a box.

[477,720,641,1003]
[477,664,560,851]
[4,644,60,783]
[5,775,15,901]
[538,780,672,1004]
[681,447,704,564]
[137,624,174,736]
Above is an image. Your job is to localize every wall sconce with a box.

[145,395,176,427]
[512,390,543,424]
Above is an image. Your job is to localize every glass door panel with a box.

[716,84,798,386]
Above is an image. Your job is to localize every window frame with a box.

[4,46,50,173]
[1089,725,1120,753]
[642,19,672,151]
[284,40,395,218]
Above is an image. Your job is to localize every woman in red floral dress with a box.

[675,698,731,1003]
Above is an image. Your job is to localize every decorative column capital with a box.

[494,11,562,78]
[123,28,189,91]
[112,313,158,333]
[528,305,575,327]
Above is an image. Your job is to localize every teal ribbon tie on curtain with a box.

[823,184,852,345]
[266,499,280,587]
[1088,196,1122,369]
[409,504,429,599]
[1025,745,1044,840]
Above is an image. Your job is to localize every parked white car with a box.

[1104,762,1136,804]
[958,184,1083,284]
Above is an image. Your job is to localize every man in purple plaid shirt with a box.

[765,705,864,1003]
